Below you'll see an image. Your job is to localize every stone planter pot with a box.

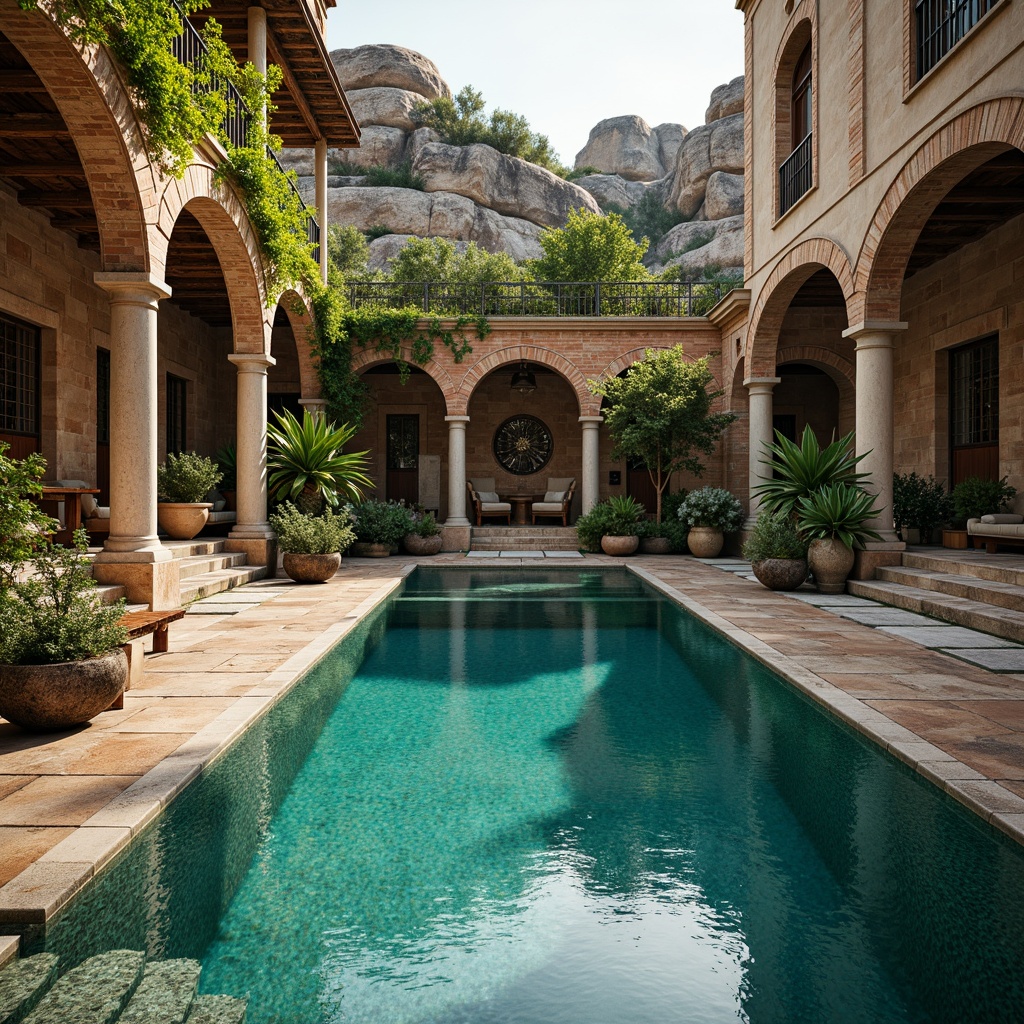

[752,558,808,591]
[639,536,672,555]
[601,535,639,556]
[687,526,724,558]
[157,502,213,540]
[282,552,341,584]
[942,529,969,550]
[808,538,856,594]
[403,533,443,556]
[0,649,128,731]
[351,541,391,558]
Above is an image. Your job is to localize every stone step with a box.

[119,959,201,1024]
[847,578,1024,644]
[471,527,579,551]
[185,995,248,1024]
[0,953,59,1024]
[94,583,128,606]
[180,564,269,605]
[901,550,1024,588]
[877,564,1024,612]
[23,949,145,1024]
[177,552,248,580]
[161,539,228,561]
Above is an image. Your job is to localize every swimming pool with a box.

[33,569,1024,1022]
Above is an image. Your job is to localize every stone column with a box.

[744,376,781,526]
[442,415,471,551]
[91,273,178,609]
[247,6,267,75]
[315,137,328,286]
[579,415,603,514]
[298,397,327,420]
[842,320,907,574]
[227,353,277,567]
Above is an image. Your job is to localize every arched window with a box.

[779,40,813,215]
[791,44,812,149]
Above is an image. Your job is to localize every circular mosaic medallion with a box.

[493,415,553,476]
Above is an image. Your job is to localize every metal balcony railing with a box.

[916,0,997,80]
[168,0,320,264]
[778,132,812,217]
[344,280,740,318]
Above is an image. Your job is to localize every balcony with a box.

[778,133,812,217]
[916,0,998,81]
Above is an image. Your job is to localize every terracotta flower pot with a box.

[0,649,128,731]
[687,526,724,558]
[639,536,672,555]
[403,533,443,555]
[751,558,808,591]
[350,541,391,558]
[157,502,213,540]
[601,535,639,556]
[282,552,341,584]
[807,538,855,593]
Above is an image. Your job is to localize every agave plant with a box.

[796,483,883,550]
[754,425,871,518]
[267,409,372,514]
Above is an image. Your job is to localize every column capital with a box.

[445,415,470,425]
[94,272,170,305]
[744,376,781,393]
[578,415,604,426]
[841,320,908,341]
[228,352,276,372]
[298,397,326,410]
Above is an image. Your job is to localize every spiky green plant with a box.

[754,425,871,519]
[796,484,883,550]
[267,409,372,514]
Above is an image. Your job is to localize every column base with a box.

[441,524,471,552]
[95,541,172,562]
[852,542,906,581]
[92,559,181,610]
[225,536,278,568]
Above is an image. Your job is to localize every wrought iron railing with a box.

[916,0,997,80]
[778,132,812,217]
[168,0,320,264]
[344,280,740,318]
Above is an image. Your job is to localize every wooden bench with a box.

[107,608,186,710]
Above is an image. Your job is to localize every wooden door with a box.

[626,458,657,515]
[950,336,998,486]
[386,414,419,505]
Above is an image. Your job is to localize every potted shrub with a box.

[678,487,744,558]
[797,484,882,593]
[403,511,443,556]
[947,476,1018,547]
[350,500,413,557]
[157,452,223,540]
[637,520,672,555]
[0,530,129,731]
[599,495,646,556]
[270,502,356,584]
[893,471,953,544]
[742,511,808,590]
[574,500,618,553]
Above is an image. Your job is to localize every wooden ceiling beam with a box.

[0,162,84,177]
[940,188,1024,203]
[0,70,47,92]
[0,114,69,137]
[18,190,94,209]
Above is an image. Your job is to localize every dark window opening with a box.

[0,312,40,439]
[779,42,813,215]
[950,335,999,485]
[96,348,110,446]
[916,0,998,81]
[166,374,188,455]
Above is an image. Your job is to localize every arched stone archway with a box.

[350,348,458,415]
[273,289,320,402]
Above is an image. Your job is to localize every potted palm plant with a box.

[742,511,808,590]
[403,511,443,556]
[677,487,744,557]
[269,502,356,583]
[797,484,882,593]
[157,452,223,540]
[597,495,646,556]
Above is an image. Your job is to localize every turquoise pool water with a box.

[36,569,1024,1023]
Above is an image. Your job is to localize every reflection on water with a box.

[36,570,1024,1024]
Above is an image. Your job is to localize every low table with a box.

[37,486,100,546]
[504,494,541,525]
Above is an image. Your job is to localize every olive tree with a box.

[589,346,736,522]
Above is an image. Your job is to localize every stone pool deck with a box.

[1,552,1024,940]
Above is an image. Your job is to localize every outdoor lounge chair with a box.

[54,479,110,539]
[468,478,511,526]
[531,477,576,526]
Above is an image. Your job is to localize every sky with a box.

[324,2,745,166]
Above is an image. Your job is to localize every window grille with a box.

[950,336,998,447]
[916,0,997,80]
[0,313,40,437]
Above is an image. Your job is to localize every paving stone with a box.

[786,593,879,607]
[834,608,942,627]
[185,994,248,1024]
[23,949,145,1024]
[0,952,58,1024]
[185,604,254,616]
[120,959,201,1024]
[464,551,499,558]
[940,648,1024,672]
[543,551,583,558]
[498,550,544,558]
[878,625,1022,649]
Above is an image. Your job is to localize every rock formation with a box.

[574,115,685,182]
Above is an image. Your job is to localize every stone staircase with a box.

[0,948,246,1024]
[848,548,1024,644]
[470,526,579,551]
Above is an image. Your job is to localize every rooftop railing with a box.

[344,280,740,318]
[168,0,320,263]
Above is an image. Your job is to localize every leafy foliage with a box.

[0,531,127,665]
[606,193,686,248]
[742,511,808,562]
[409,510,441,538]
[364,224,394,242]
[351,500,414,545]
[387,237,528,284]
[590,347,735,522]
[327,224,370,278]
[362,161,426,190]
[157,452,222,504]
[754,425,871,519]
[269,501,356,555]
[950,475,1017,526]
[565,166,602,181]
[678,487,744,531]
[574,496,646,551]
[0,443,58,588]
[531,209,650,282]
[214,442,236,491]
[892,472,953,539]
[413,86,567,175]
[796,484,883,550]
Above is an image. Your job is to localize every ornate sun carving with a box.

[493,415,553,475]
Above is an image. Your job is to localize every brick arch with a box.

[854,97,1024,323]
[156,171,270,355]
[453,346,593,416]
[350,347,457,412]
[775,345,855,389]
[746,237,855,377]
[595,346,671,383]
[274,289,320,398]
[1,3,150,270]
